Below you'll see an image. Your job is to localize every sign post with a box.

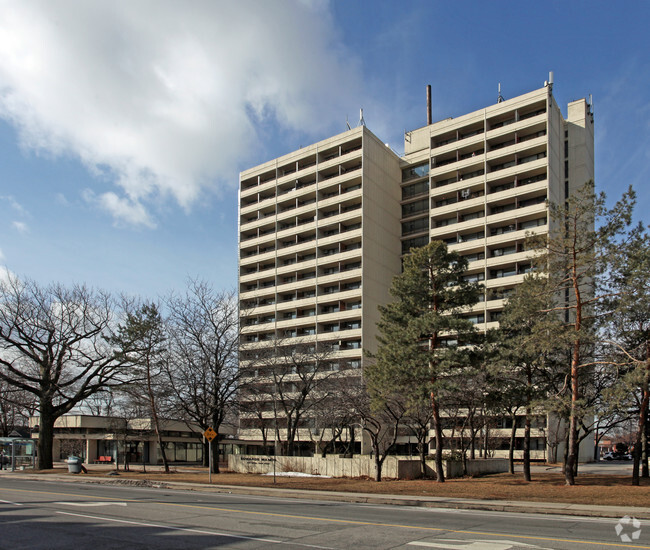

[203,427,217,483]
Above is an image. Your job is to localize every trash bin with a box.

[67,456,83,474]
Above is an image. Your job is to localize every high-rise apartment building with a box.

[238,127,402,450]
[238,80,594,458]
[400,84,594,333]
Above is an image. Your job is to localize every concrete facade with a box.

[238,81,595,461]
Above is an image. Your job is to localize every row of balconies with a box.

[431,146,546,190]
[240,140,362,194]
[243,329,363,348]
[240,164,362,211]
[241,183,362,226]
[241,222,362,259]
[240,286,362,313]
[241,261,361,288]
[431,127,546,173]
[242,244,361,272]
[243,299,362,326]
[426,194,546,229]
[430,103,546,152]
[430,208,547,242]
[240,222,363,254]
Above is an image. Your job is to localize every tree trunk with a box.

[508,412,516,475]
[643,419,649,478]
[633,351,649,486]
[432,396,445,483]
[374,451,383,482]
[210,437,220,474]
[37,405,55,470]
[565,338,580,485]
[523,408,531,482]
[150,408,169,473]
[419,435,426,477]
[203,439,209,467]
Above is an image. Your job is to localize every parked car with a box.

[603,451,632,461]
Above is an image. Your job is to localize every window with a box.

[402,162,429,182]
[435,217,456,228]
[490,267,516,279]
[465,314,485,324]
[402,198,428,218]
[342,281,361,291]
[491,245,517,257]
[402,235,429,254]
[403,217,429,235]
[461,210,484,222]
[463,252,485,262]
[490,224,516,236]
[459,231,484,242]
[402,180,429,199]
[491,203,516,215]
[462,272,485,283]
[519,218,547,230]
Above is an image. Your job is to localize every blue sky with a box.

[0,1,648,299]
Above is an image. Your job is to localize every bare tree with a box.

[165,281,240,473]
[111,301,172,473]
[340,375,404,482]
[0,377,37,436]
[0,275,125,469]
[241,338,335,456]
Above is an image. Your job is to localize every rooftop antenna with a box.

[497,82,505,103]
[426,84,432,125]
[346,116,351,130]
[548,71,554,92]
[358,108,366,127]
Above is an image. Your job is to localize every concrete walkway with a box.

[1,467,648,521]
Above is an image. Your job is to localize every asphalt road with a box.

[0,478,647,550]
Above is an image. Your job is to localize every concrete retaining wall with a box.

[228,455,508,479]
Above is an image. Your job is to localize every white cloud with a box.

[12,221,28,234]
[0,1,361,226]
[83,189,155,228]
[0,195,28,216]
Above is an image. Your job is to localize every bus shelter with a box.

[0,438,36,471]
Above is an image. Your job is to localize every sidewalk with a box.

[2,468,648,520]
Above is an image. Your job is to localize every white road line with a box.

[56,502,127,507]
[361,504,610,524]
[409,539,543,549]
[0,499,23,506]
[55,511,335,549]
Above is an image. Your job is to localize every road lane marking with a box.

[0,499,23,506]
[56,511,335,549]
[3,486,648,549]
[0,487,138,502]
[56,502,128,507]
[155,501,650,549]
[409,540,542,549]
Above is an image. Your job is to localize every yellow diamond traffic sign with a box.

[204,427,217,441]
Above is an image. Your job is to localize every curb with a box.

[3,472,649,520]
